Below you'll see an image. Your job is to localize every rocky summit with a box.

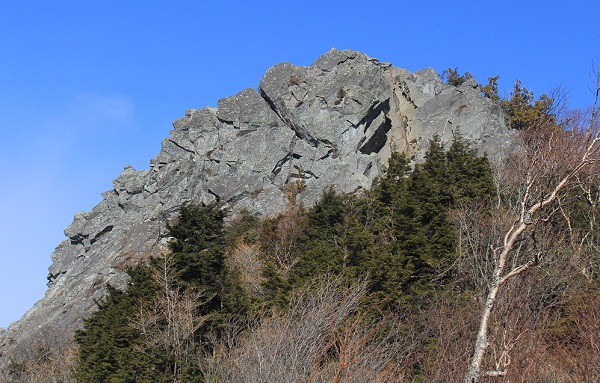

[0,49,513,362]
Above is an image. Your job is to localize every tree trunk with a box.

[464,279,500,382]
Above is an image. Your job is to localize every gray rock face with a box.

[0,49,514,363]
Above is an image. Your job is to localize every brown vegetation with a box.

[204,276,410,383]
[462,78,600,381]
[0,328,77,383]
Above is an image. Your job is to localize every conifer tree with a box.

[374,151,412,206]
[167,202,226,297]
[75,266,162,382]
[292,188,348,282]
[446,131,495,204]
[75,201,247,382]
[405,135,455,268]
[501,80,555,130]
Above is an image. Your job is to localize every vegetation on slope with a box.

[2,70,599,383]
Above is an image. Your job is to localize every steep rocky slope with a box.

[0,49,513,362]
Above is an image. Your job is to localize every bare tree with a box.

[226,241,265,297]
[260,206,308,276]
[464,74,600,382]
[131,254,209,378]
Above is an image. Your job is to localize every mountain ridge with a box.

[0,48,514,364]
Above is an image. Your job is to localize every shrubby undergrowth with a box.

[3,76,599,382]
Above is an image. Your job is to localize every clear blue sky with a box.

[0,0,598,328]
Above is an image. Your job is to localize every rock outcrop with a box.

[0,49,514,363]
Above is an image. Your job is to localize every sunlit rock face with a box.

[0,49,513,364]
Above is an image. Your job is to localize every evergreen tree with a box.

[481,75,500,103]
[75,266,162,382]
[75,201,248,382]
[373,151,412,206]
[405,135,455,267]
[446,131,495,204]
[166,202,248,315]
[501,80,555,130]
[291,188,348,282]
[366,134,494,305]
[167,202,226,294]
[443,67,473,86]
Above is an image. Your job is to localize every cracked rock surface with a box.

[0,49,514,362]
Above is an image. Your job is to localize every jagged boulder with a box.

[0,49,514,364]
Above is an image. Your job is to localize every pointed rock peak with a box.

[311,48,361,71]
[122,164,136,173]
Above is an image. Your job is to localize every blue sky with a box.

[0,1,598,328]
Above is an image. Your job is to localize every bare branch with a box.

[465,70,600,382]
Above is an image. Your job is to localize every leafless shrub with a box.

[204,276,410,382]
[225,241,265,297]
[0,328,78,383]
[494,290,600,383]
[260,206,308,276]
[131,254,210,377]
